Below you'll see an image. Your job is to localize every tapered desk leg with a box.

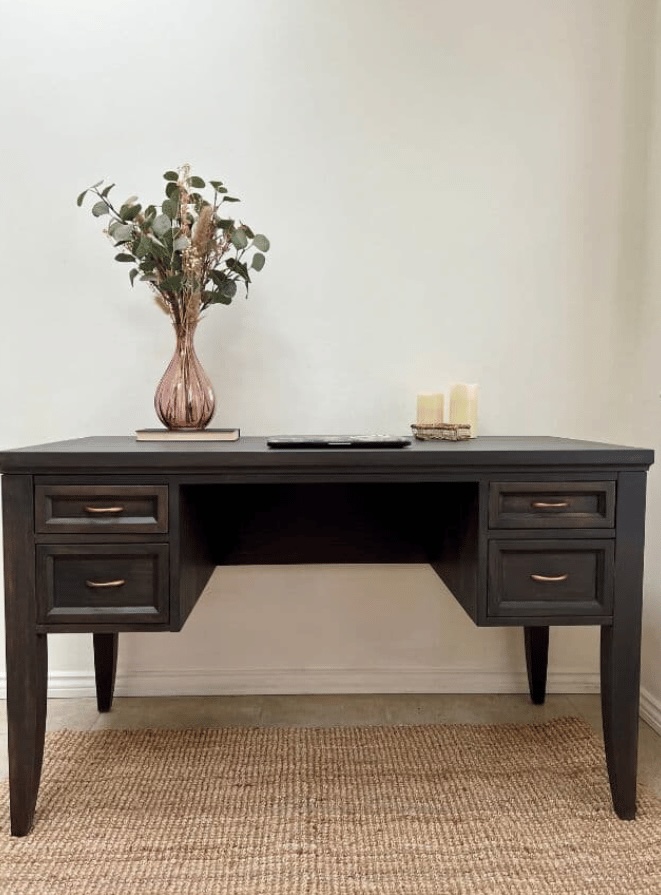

[3,474,48,836]
[7,635,48,837]
[601,624,640,819]
[93,633,118,712]
[600,470,646,820]
[524,626,549,705]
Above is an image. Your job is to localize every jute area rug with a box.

[2,717,661,895]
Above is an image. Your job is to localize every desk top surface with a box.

[0,435,654,474]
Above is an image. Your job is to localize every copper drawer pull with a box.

[85,579,126,589]
[531,500,569,509]
[531,573,569,583]
[84,505,125,515]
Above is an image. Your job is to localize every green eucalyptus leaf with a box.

[165,181,179,200]
[189,176,206,188]
[135,236,153,258]
[221,279,238,298]
[152,214,172,237]
[251,252,266,271]
[208,269,227,287]
[101,183,115,198]
[92,200,109,217]
[173,234,190,251]
[209,180,224,190]
[113,223,133,242]
[162,198,177,220]
[231,229,249,250]
[252,234,270,252]
[226,257,251,282]
[149,239,169,261]
[129,268,139,287]
[205,289,232,306]
[76,189,88,207]
[242,224,255,239]
[163,171,179,181]
[161,274,183,293]
[114,253,135,262]
[121,204,142,221]
[222,196,240,203]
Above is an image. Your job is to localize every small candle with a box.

[416,393,444,426]
[449,383,478,436]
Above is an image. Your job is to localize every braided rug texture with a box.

[2,717,661,894]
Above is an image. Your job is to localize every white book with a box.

[135,428,240,442]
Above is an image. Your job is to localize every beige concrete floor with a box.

[1,693,660,798]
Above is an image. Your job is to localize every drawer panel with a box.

[35,485,168,534]
[489,482,615,529]
[488,539,614,618]
[36,544,169,624]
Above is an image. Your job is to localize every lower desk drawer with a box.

[36,545,169,625]
[488,539,614,619]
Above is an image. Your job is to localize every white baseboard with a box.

[16,668,660,734]
[640,687,661,735]
[0,666,601,700]
[3,668,658,732]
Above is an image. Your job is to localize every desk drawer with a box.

[35,485,168,534]
[488,539,614,618]
[489,482,615,529]
[36,544,169,625]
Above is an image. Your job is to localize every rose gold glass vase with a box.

[154,322,215,430]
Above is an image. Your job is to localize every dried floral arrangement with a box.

[77,165,269,331]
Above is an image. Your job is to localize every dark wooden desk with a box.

[0,435,654,835]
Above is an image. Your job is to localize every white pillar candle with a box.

[449,383,479,436]
[416,393,444,426]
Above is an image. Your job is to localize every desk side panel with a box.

[429,482,481,623]
[170,484,215,631]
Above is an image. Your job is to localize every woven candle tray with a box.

[411,423,471,441]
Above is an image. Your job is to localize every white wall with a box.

[0,0,657,701]
[625,3,661,729]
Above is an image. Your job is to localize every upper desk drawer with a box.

[35,485,168,534]
[489,482,615,529]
